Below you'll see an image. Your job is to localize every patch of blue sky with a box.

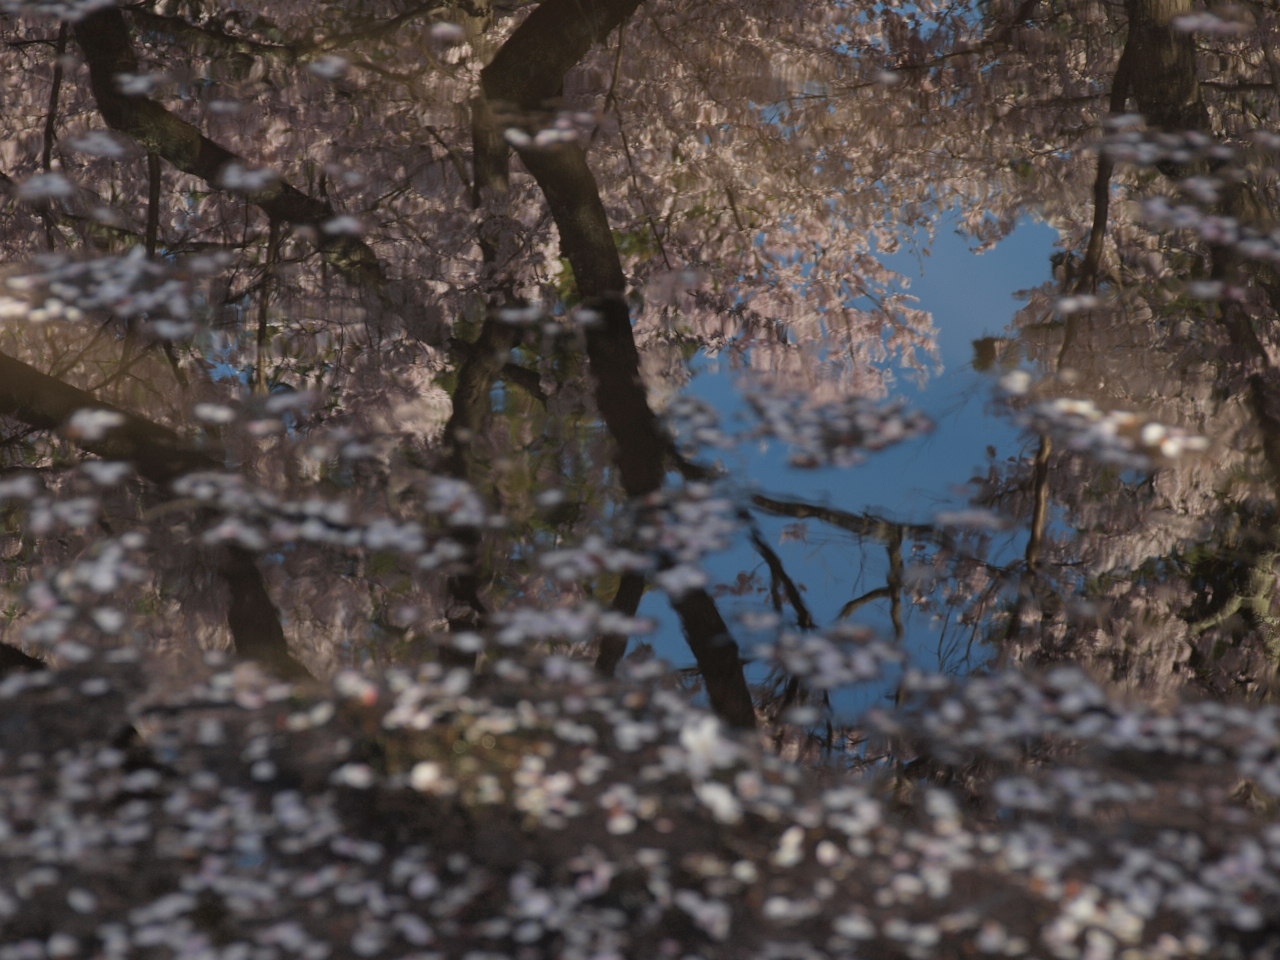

[641,213,1060,720]
[205,346,250,384]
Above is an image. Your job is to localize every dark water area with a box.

[2,1,1280,957]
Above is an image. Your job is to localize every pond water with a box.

[4,2,1280,958]
[649,216,1060,714]
[2,0,1278,732]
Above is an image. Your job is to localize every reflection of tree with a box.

[753,493,927,639]
[0,347,306,677]
[0,0,1267,708]
[476,0,756,727]
[751,491,1007,677]
[974,0,1280,699]
[74,8,385,286]
[2,1,1280,956]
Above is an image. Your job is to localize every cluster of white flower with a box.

[14,172,75,203]
[538,534,652,581]
[503,125,580,150]
[1101,124,1237,167]
[17,533,148,645]
[65,408,126,442]
[307,55,349,80]
[429,21,466,44]
[66,130,132,159]
[0,0,113,21]
[636,483,738,577]
[1172,11,1252,35]
[758,625,904,689]
[1143,195,1280,267]
[320,215,363,236]
[218,163,281,193]
[1053,292,1101,315]
[494,303,545,324]
[424,476,488,527]
[491,603,651,647]
[664,394,734,452]
[1007,389,1210,468]
[748,387,932,468]
[0,643,1278,958]
[113,72,163,96]
[170,471,476,565]
[1097,127,1280,271]
[193,402,238,425]
[6,248,190,327]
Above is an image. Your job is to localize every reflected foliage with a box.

[1,0,1280,957]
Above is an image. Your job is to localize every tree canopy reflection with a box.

[1,0,1279,957]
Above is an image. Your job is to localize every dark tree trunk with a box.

[73,8,383,286]
[476,0,756,727]
[0,350,305,678]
